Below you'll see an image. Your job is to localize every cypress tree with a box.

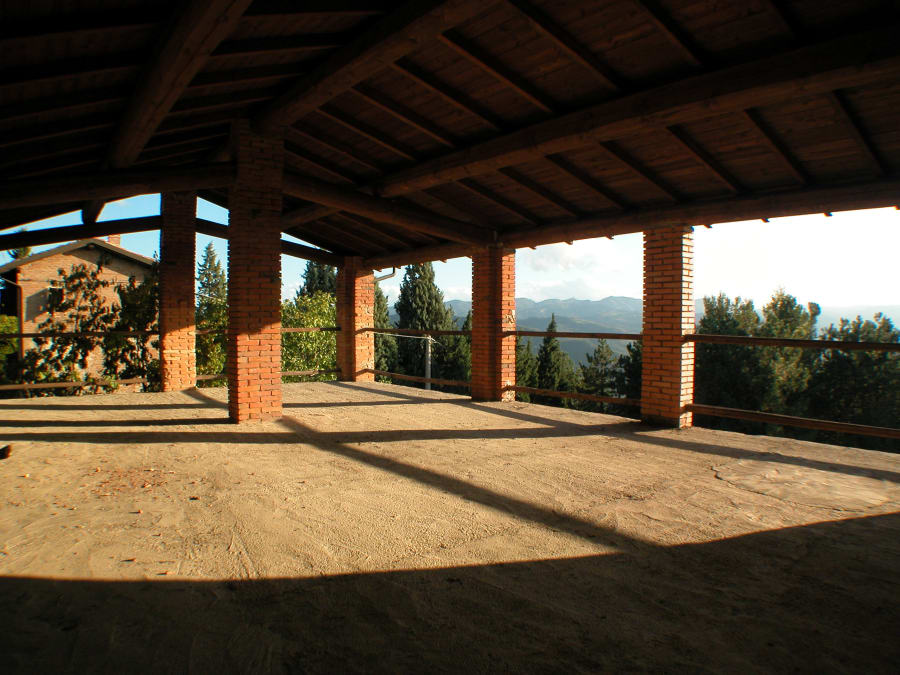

[300,261,336,296]
[536,314,579,407]
[394,263,454,384]
[374,282,398,376]
[515,336,538,402]
[196,242,227,380]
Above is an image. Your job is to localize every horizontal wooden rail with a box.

[686,334,900,352]
[195,369,340,382]
[511,331,642,341]
[506,385,640,408]
[282,326,340,333]
[195,373,226,381]
[0,377,149,391]
[364,327,470,337]
[687,403,900,440]
[0,331,158,338]
[367,369,470,388]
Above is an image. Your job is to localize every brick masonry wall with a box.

[227,120,284,422]
[159,192,196,392]
[641,225,695,427]
[336,257,375,381]
[471,246,516,401]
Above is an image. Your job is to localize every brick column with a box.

[227,120,284,422]
[159,191,196,392]
[336,257,375,381]
[641,225,694,427]
[470,246,516,401]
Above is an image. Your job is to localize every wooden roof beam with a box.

[195,217,344,265]
[108,0,253,169]
[503,0,624,92]
[333,212,421,249]
[287,127,382,173]
[316,107,419,161]
[455,179,541,226]
[597,142,681,202]
[740,109,809,185]
[254,0,491,131]
[283,173,494,246]
[630,0,703,67]
[497,168,582,216]
[0,163,235,211]
[825,91,888,177]
[372,26,900,197]
[352,85,457,147]
[664,126,743,194]
[0,216,161,249]
[438,30,556,114]
[544,155,629,210]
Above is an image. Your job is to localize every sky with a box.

[4,196,899,312]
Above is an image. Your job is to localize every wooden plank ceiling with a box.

[1,0,899,266]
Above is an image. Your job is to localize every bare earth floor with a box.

[2,381,899,673]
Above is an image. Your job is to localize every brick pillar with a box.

[227,120,284,422]
[641,225,694,427]
[159,192,196,392]
[336,257,375,381]
[471,246,516,401]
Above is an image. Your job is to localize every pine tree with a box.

[196,242,227,381]
[374,282,398,377]
[612,341,642,417]
[579,339,616,412]
[300,261,336,296]
[515,336,538,402]
[438,310,471,392]
[394,263,454,385]
[536,314,579,407]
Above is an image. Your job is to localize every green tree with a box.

[612,340,642,417]
[515,336,539,402]
[281,290,337,381]
[578,339,617,412]
[196,243,227,383]
[536,314,579,407]
[0,314,19,383]
[374,282,397,377]
[21,262,116,393]
[758,289,820,418]
[437,310,471,392]
[807,314,899,451]
[299,261,336,296]
[393,263,455,385]
[102,264,160,390]
[694,294,771,432]
[8,228,31,261]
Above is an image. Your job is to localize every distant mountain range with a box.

[390,297,898,367]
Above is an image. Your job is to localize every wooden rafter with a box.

[283,173,494,245]
[0,164,235,211]
[664,126,742,194]
[352,85,457,147]
[739,109,808,185]
[195,217,343,264]
[825,91,887,177]
[285,144,361,184]
[254,0,489,130]
[630,0,703,67]
[597,142,680,202]
[497,168,582,216]
[0,216,161,249]
[287,127,382,173]
[108,0,253,169]
[316,107,419,161]
[211,34,349,58]
[456,179,541,225]
[332,212,418,249]
[439,30,556,114]
[544,155,628,210]
[372,27,900,196]
[503,0,624,92]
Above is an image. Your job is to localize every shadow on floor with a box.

[3,513,898,674]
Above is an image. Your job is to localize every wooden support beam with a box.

[630,0,703,67]
[81,201,106,225]
[597,141,681,202]
[285,144,360,184]
[0,163,235,211]
[283,203,340,227]
[456,178,541,225]
[545,155,629,210]
[499,175,900,249]
[108,0,252,169]
[287,127,382,173]
[255,0,489,130]
[391,59,505,130]
[825,91,887,177]
[283,172,494,246]
[0,216,161,250]
[439,30,556,114]
[740,109,809,185]
[498,167,582,216]
[316,106,419,161]
[334,212,418,249]
[194,217,343,265]
[664,126,743,194]
[372,27,900,196]
[211,33,349,57]
[503,0,624,92]
[363,242,475,269]
[352,85,457,147]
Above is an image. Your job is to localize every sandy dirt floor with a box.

[2,381,899,673]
